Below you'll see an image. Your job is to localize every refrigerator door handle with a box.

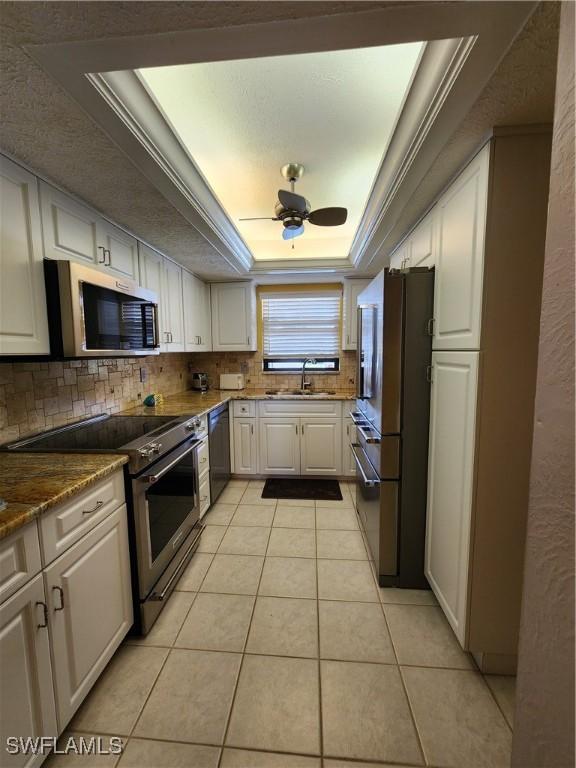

[351,443,381,486]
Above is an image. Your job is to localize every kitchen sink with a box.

[265,389,336,396]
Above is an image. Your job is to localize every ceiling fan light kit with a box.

[239,163,348,242]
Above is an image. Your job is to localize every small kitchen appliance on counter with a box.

[219,373,245,390]
[191,372,209,392]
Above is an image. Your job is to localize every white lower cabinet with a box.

[44,505,133,729]
[300,418,342,476]
[0,575,58,768]
[425,351,479,645]
[259,418,301,475]
[233,418,258,475]
[342,417,357,477]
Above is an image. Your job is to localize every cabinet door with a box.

[389,240,409,271]
[211,283,256,351]
[182,270,212,352]
[163,258,184,351]
[0,575,58,768]
[433,145,489,350]
[97,220,138,280]
[139,243,166,351]
[425,351,479,647]
[342,279,370,350]
[45,506,133,730]
[40,182,99,266]
[259,418,300,475]
[410,209,435,267]
[198,280,213,351]
[300,417,342,476]
[342,418,357,477]
[0,158,50,355]
[233,418,258,475]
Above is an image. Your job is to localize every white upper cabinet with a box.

[97,219,138,280]
[163,258,184,351]
[138,243,166,350]
[40,182,99,266]
[342,279,370,350]
[433,145,489,350]
[0,574,58,768]
[0,157,50,355]
[183,269,212,352]
[210,282,256,351]
[425,350,479,645]
[409,208,436,268]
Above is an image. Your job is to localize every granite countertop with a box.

[121,388,356,419]
[0,453,128,540]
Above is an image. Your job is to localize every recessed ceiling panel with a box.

[139,42,423,261]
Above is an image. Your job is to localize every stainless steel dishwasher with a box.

[208,403,231,503]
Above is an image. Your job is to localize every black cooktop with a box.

[6,415,178,452]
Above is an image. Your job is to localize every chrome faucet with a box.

[301,358,316,392]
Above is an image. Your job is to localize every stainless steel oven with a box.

[44,259,160,357]
[131,435,204,632]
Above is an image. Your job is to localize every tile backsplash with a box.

[0,353,193,444]
[189,350,357,392]
[0,349,357,444]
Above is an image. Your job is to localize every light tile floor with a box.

[48,480,515,768]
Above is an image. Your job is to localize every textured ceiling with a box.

[0,1,560,279]
[138,42,423,261]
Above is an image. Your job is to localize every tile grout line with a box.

[216,499,276,767]
[479,673,515,734]
[314,498,325,765]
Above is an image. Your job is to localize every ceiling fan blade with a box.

[308,207,348,226]
[282,224,304,241]
[239,217,279,221]
[278,189,309,214]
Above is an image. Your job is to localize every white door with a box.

[342,417,357,477]
[0,157,50,355]
[259,418,300,475]
[0,575,58,768]
[433,144,489,350]
[211,283,256,351]
[409,208,436,267]
[198,279,212,351]
[39,182,100,267]
[233,418,258,475]
[163,258,184,351]
[425,351,479,647]
[97,220,138,280]
[183,271,212,352]
[138,243,166,352]
[45,506,133,730]
[342,279,370,350]
[300,417,342,476]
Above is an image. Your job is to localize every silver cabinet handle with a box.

[295,425,298,435]
[53,586,65,611]
[164,332,170,343]
[36,601,48,629]
[169,332,174,343]
[82,500,104,515]
[105,249,111,266]
[115,281,130,291]
[350,444,381,487]
[250,424,254,435]
[97,246,107,264]
[427,317,435,336]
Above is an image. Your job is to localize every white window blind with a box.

[261,290,341,357]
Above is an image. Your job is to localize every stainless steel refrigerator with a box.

[350,267,434,588]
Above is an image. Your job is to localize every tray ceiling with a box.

[138,42,423,261]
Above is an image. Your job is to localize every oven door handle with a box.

[149,525,204,601]
[142,441,198,484]
[351,443,381,487]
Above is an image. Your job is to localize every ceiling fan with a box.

[239,163,347,244]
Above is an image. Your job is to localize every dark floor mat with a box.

[262,477,343,501]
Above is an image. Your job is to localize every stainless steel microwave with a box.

[44,259,160,357]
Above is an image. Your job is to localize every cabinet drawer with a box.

[258,399,342,417]
[233,400,256,418]
[197,439,210,473]
[40,471,125,566]
[198,474,211,518]
[0,522,42,604]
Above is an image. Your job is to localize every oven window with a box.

[146,449,197,562]
[81,282,156,350]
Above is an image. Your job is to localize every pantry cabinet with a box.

[300,418,342,476]
[341,279,370,350]
[210,282,257,351]
[259,418,301,475]
[183,269,212,352]
[0,575,58,768]
[0,156,50,355]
